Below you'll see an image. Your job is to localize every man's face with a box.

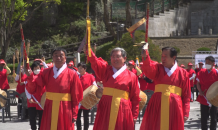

[52,51,66,68]
[111,51,126,70]
[199,64,203,69]
[0,64,4,71]
[128,64,134,70]
[188,65,192,70]
[161,50,175,68]
[205,59,214,70]
[78,66,86,75]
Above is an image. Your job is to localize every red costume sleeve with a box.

[88,51,108,81]
[141,54,158,80]
[26,72,45,95]
[129,74,140,119]
[181,72,191,117]
[70,72,83,119]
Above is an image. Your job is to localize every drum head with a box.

[83,85,97,99]
[206,81,218,100]
[40,92,46,109]
[139,91,147,111]
[0,89,7,107]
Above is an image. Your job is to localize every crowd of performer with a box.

[0,46,217,130]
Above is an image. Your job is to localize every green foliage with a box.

[7,75,15,83]
[197,47,211,52]
[105,30,161,63]
[173,46,180,54]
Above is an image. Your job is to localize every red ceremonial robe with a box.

[186,69,195,87]
[194,68,201,85]
[26,65,83,130]
[26,74,46,110]
[0,69,10,90]
[88,51,140,130]
[130,68,137,75]
[79,72,96,110]
[196,68,218,105]
[140,55,191,130]
[16,73,27,94]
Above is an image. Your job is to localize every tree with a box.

[125,0,132,28]
[102,0,116,38]
[105,30,161,63]
[0,0,60,60]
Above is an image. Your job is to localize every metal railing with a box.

[111,0,180,19]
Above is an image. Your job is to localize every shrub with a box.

[7,75,15,83]
[197,47,211,52]
[173,46,180,54]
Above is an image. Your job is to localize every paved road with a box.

[0,100,217,130]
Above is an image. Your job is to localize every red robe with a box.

[130,68,137,75]
[79,72,95,110]
[139,72,155,91]
[0,69,10,90]
[140,55,191,130]
[194,68,201,85]
[26,74,46,110]
[26,67,83,130]
[16,73,27,94]
[88,51,140,130]
[196,68,218,106]
[186,69,195,87]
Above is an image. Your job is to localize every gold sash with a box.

[103,87,129,130]
[155,84,182,130]
[46,92,71,130]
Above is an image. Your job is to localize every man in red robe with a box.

[194,62,203,99]
[128,60,137,75]
[196,56,217,130]
[140,47,190,130]
[87,47,140,130]
[25,48,83,130]
[0,59,11,91]
[186,62,196,102]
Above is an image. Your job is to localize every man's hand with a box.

[184,116,188,122]
[3,63,7,68]
[199,91,204,96]
[29,99,36,104]
[20,82,25,85]
[72,118,76,123]
[141,49,148,58]
[24,67,32,77]
[41,57,45,62]
[96,87,103,98]
[133,119,137,124]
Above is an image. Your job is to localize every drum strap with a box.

[155,84,182,130]
[46,92,71,130]
[103,87,129,130]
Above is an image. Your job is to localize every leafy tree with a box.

[105,30,161,63]
[0,0,60,60]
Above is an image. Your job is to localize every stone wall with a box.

[191,0,218,35]
[133,4,190,37]
[151,37,218,66]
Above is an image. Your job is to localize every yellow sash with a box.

[103,87,129,130]
[46,92,71,130]
[155,84,182,130]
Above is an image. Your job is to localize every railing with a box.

[25,36,114,61]
[111,0,180,19]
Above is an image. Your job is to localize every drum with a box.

[206,81,218,107]
[139,90,147,111]
[80,85,100,109]
[0,89,7,107]
[40,92,46,109]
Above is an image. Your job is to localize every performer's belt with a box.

[46,92,71,130]
[103,87,129,130]
[155,84,182,130]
